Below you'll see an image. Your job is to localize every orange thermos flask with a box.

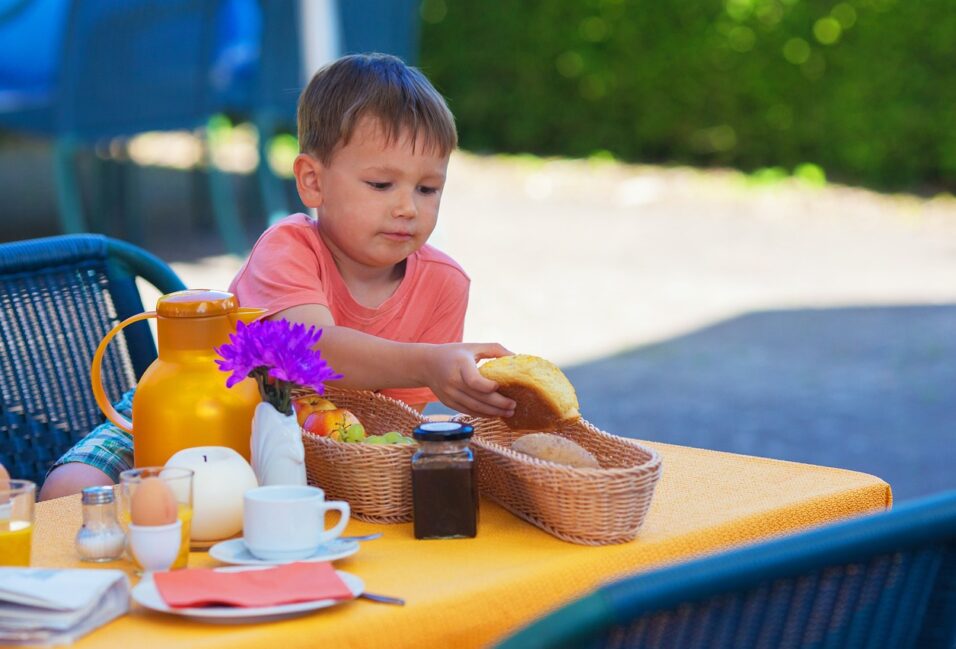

[91,290,265,467]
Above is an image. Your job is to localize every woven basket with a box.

[459,416,662,545]
[296,386,426,523]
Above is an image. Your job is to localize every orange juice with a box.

[172,504,193,569]
[0,520,32,566]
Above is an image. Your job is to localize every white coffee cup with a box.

[242,485,350,561]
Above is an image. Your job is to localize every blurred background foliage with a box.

[419,0,956,192]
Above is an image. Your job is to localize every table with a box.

[30,441,891,648]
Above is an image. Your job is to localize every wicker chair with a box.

[496,490,956,649]
[0,234,185,486]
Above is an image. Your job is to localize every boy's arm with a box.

[274,304,516,418]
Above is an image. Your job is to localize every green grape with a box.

[343,423,367,443]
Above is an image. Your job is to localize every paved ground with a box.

[426,159,956,500]
[122,154,956,503]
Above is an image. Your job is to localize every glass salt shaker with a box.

[411,422,478,539]
[75,486,126,562]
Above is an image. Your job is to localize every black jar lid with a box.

[412,421,474,441]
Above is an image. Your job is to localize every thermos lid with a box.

[156,289,238,318]
[412,421,474,441]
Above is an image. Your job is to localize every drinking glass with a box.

[0,480,36,567]
[118,467,193,571]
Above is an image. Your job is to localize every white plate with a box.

[131,567,364,623]
[208,538,359,566]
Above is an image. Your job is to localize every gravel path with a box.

[149,153,956,503]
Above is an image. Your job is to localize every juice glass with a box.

[118,467,193,571]
[0,480,36,567]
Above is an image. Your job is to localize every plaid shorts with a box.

[50,389,136,483]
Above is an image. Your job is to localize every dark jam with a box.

[412,462,478,539]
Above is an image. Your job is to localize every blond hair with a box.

[297,53,457,163]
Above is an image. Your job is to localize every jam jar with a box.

[411,422,478,539]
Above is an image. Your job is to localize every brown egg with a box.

[130,477,178,526]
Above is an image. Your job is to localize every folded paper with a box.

[153,562,354,608]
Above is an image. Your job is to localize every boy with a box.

[232,53,516,415]
[40,54,515,500]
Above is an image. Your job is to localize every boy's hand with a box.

[420,343,517,418]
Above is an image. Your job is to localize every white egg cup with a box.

[128,520,182,572]
[0,501,11,523]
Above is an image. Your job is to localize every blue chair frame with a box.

[0,0,253,254]
[249,0,300,225]
[497,491,956,649]
[52,0,250,254]
[0,234,185,486]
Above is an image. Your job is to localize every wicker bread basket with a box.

[296,386,426,523]
[459,415,662,545]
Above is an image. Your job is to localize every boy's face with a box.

[296,116,450,272]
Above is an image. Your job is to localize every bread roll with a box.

[511,433,600,469]
[479,354,581,431]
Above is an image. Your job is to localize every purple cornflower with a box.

[214,319,342,415]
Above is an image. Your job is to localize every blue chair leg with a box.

[119,159,145,246]
[208,166,247,255]
[53,137,87,234]
[89,155,119,237]
[205,162,246,256]
[90,155,109,233]
[255,117,290,226]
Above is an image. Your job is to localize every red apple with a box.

[302,408,364,441]
[293,395,337,427]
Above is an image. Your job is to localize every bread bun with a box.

[479,354,580,431]
[511,433,600,469]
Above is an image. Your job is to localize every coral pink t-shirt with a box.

[229,214,470,406]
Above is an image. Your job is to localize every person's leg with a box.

[39,463,113,501]
[38,421,133,500]
[38,390,136,501]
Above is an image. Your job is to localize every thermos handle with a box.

[91,312,156,434]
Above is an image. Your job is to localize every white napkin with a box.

[0,568,129,646]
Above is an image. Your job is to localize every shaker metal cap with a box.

[412,421,474,441]
[81,485,115,505]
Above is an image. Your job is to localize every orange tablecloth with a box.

[30,441,891,649]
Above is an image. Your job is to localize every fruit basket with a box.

[458,415,662,545]
[297,386,426,523]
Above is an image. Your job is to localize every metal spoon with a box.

[359,592,405,606]
[340,533,384,542]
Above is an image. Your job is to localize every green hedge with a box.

[419,0,956,191]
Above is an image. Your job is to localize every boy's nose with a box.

[392,191,417,219]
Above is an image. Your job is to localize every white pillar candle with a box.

[165,446,258,542]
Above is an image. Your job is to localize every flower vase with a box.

[250,402,307,487]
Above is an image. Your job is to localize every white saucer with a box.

[208,537,359,566]
[131,566,363,623]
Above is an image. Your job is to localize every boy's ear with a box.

[293,153,324,208]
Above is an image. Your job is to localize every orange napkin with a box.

[153,562,354,608]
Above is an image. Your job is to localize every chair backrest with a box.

[247,0,425,130]
[1,0,264,137]
[0,234,185,485]
[0,0,69,134]
[496,491,956,649]
[55,0,222,140]
[338,0,422,65]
